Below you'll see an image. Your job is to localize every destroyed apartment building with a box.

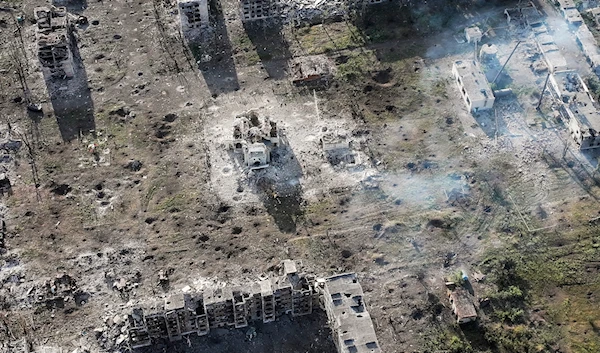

[240,0,387,24]
[230,111,280,170]
[556,0,584,26]
[34,6,75,78]
[549,71,600,150]
[576,24,600,75]
[240,0,279,22]
[504,1,544,27]
[323,273,382,353]
[452,60,495,113]
[178,0,210,39]
[126,260,381,353]
[533,25,568,72]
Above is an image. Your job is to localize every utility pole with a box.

[537,72,551,111]
[492,40,522,85]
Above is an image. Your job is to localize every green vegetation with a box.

[295,23,365,55]
[586,75,600,101]
[475,224,600,351]
[429,330,474,353]
[335,52,373,81]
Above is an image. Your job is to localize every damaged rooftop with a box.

[2,0,600,352]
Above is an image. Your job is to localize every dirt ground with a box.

[1,0,600,352]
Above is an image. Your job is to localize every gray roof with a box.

[323,273,381,353]
[453,60,494,103]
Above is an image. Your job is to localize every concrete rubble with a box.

[34,6,74,78]
[0,339,66,353]
[27,273,88,308]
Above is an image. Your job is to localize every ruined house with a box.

[447,287,477,324]
[452,60,495,113]
[320,132,359,168]
[504,2,544,27]
[322,273,381,353]
[231,111,280,170]
[34,6,74,78]
[550,71,600,149]
[291,55,334,87]
[178,0,210,38]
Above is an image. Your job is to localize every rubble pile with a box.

[280,0,349,24]
[27,273,88,308]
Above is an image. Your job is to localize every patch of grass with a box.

[335,52,373,81]
[428,329,473,353]
[479,225,600,351]
[157,193,189,213]
[295,23,365,55]
[431,78,449,98]
[305,198,333,216]
[483,324,558,353]
[509,84,537,98]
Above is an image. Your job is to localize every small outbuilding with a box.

[465,26,483,44]
[448,287,478,324]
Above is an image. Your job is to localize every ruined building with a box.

[320,131,359,168]
[231,111,280,170]
[126,261,381,353]
[550,71,600,150]
[127,260,314,348]
[322,273,381,353]
[447,287,477,324]
[291,55,334,87]
[239,0,279,22]
[34,6,74,78]
[533,25,568,72]
[240,0,387,24]
[178,0,210,38]
[452,60,495,113]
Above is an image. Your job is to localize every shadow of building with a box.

[42,30,95,142]
[135,309,335,353]
[244,19,292,80]
[229,113,304,233]
[35,6,95,142]
[188,0,240,96]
